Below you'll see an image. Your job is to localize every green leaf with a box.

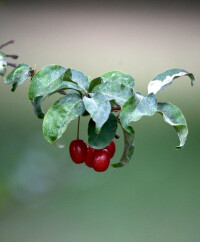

[148,69,195,95]
[88,113,117,149]
[112,126,135,168]
[63,68,89,93]
[0,51,7,77]
[29,65,67,100]
[157,102,188,149]
[101,71,135,88]
[83,93,111,133]
[120,93,157,133]
[5,64,32,92]
[43,93,85,143]
[31,96,45,119]
[88,77,102,92]
[56,81,83,94]
[92,81,133,106]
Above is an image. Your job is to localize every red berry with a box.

[105,140,116,158]
[69,140,87,164]
[85,146,95,168]
[92,149,110,172]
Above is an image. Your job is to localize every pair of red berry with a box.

[69,140,116,172]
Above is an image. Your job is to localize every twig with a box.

[111,106,121,111]
[0,40,14,49]
[6,62,17,67]
[6,54,18,59]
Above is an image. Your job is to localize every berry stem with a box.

[0,40,14,49]
[77,116,80,140]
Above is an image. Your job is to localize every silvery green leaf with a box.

[92,81,133,106]
[5,64,32,92]
[63,68,89,92]
[29,65,67,100]
[120,93,157,133]
[157,102,188,149]
[43,93,85,143]
[101,71,135,88]
[148,69,195,95]
[112,126,134,168]
[83,93,111,132]
[31,96,45,119]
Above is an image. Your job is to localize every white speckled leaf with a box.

[148,69,195,95]
[5,64,32,92]
[157,102,188,149]
[29,65,67,100]
[83,93,111,133]
[120,93,157,133]
[112,126,135,168]
[63,68,89,92]
[43,93,85,143]
[101,71,135,88]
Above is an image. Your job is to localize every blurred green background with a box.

[0,2,200,242]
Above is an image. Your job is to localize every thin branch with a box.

[0,40,14,49]
[6,62,17,67]
[6,54,18,59]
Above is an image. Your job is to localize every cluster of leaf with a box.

[0,57,195,167]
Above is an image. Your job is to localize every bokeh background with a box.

[0,1,200,241]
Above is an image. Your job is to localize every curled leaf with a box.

[43,93,85,143]
[112,125,135,168]
[157,102,188,149]
[148,69,195,95]
[5,64,32,92]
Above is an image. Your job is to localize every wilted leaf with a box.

[148,69,195,95]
